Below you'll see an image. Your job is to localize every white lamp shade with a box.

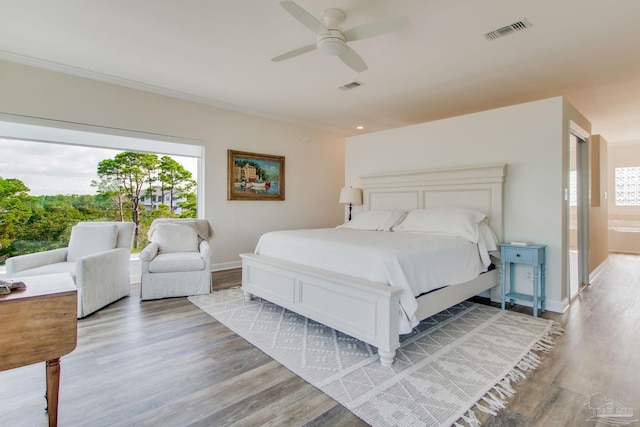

[339,187,362,205]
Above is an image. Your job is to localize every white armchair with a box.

[140,218,214,300]
[6,221,135,318]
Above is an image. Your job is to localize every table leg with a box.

[533,266,539,317]
[500,261,506,310]
[46,358,60,427]
[509,262,515,307]
[541,262,546,312]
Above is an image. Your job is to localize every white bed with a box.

[241,164,505,366]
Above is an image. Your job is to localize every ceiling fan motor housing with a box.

[317,9,347,55]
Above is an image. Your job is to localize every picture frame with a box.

[227,150,285,201]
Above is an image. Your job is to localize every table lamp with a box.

[339,187,362,221]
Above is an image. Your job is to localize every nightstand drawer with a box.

[502,247,534,264]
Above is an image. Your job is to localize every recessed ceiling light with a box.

[356,125,365,130]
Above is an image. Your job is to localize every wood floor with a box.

[1,255,639,426]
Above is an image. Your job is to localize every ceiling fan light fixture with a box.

[317,34,346,55]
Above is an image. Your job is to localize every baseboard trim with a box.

[589,257,610,284]
[212,261,242,272]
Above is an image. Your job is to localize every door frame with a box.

[569,121,590,299]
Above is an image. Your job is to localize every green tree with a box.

[0,177,35,260]
[158,156,196,214]
[94,159,127,222]
[178,192,197,218]
[95,152,160,248]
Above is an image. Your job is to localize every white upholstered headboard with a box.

[360,164,506,241]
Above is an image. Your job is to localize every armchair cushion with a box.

[67,223,118,261]
[148,252,206,273]
[155,222,199,253]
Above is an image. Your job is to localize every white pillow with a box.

[339,210,407,231]
[156,223,199,253]
[478,222,499,250]
[394,207,487,242]
[67,223,118,261]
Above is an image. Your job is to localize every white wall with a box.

[0,60,346,269]
[346,97,591,312]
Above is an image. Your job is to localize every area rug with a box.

[189,288,562,427]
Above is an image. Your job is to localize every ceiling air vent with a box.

[339,81,364,91]
[484,18,532,40]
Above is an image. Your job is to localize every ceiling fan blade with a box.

[338,46,368,72]
[279,1,326,34]
[343,16,409,42]
[271,43,317,62]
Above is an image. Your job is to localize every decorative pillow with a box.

[339,210,407,231]
[155,223,199,253]
[394,207,487,242]
[67,223,118,261]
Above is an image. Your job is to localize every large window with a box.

[0,116,204,261]
[615,166,640,206]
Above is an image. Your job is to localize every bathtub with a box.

[609,220,640,254]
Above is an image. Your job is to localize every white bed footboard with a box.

[241,253,403,367]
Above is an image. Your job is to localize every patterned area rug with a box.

[189,288,562,427]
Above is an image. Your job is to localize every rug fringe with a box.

[452,321,563,426]
[454,409,481,427]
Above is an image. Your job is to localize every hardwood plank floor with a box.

[1,256,638,426]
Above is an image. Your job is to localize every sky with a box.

[0,139,198,196]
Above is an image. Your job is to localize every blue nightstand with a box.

[500,243,546,317]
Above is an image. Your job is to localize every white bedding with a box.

[254,226,498,333]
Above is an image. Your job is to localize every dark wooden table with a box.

[0,273,77,427]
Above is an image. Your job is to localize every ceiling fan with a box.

[271,1,409,73]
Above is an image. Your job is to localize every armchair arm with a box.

[199,240,212,270]
[139,242,159,274]
[199,240,211,258]
[75,247,131,317]
[140,243,159,262]
[6,248,68,277]
[75,247,130,291]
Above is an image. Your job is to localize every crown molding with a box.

[0,50,351,136]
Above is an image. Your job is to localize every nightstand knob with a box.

[516,253,521,257]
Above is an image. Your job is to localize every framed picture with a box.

[227,150,285,200]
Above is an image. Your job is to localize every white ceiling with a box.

[2,0,640,141]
